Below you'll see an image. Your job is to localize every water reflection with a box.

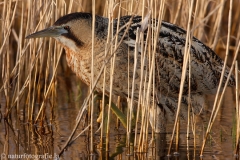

[0,73,238,159]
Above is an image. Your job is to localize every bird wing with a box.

[115,16,235,96]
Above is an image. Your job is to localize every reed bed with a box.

[0,0,239,159]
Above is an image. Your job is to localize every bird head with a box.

[26,12,94,52]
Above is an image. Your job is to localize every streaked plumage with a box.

[26,12,235,132]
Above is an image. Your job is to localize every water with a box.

[0,74,238,160]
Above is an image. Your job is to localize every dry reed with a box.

[0,0,239,159]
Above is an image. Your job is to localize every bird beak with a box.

[26,26,67,39]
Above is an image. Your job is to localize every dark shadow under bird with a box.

[26,12,235,133]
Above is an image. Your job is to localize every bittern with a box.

[26,12,235,133]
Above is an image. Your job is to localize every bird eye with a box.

[64,26,70,30]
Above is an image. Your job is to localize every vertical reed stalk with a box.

[90,0,95,155]
[106,0,114,152]
[168,0,195,155]
[235,61,239,155]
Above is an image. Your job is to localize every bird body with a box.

[26,12,235,132]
